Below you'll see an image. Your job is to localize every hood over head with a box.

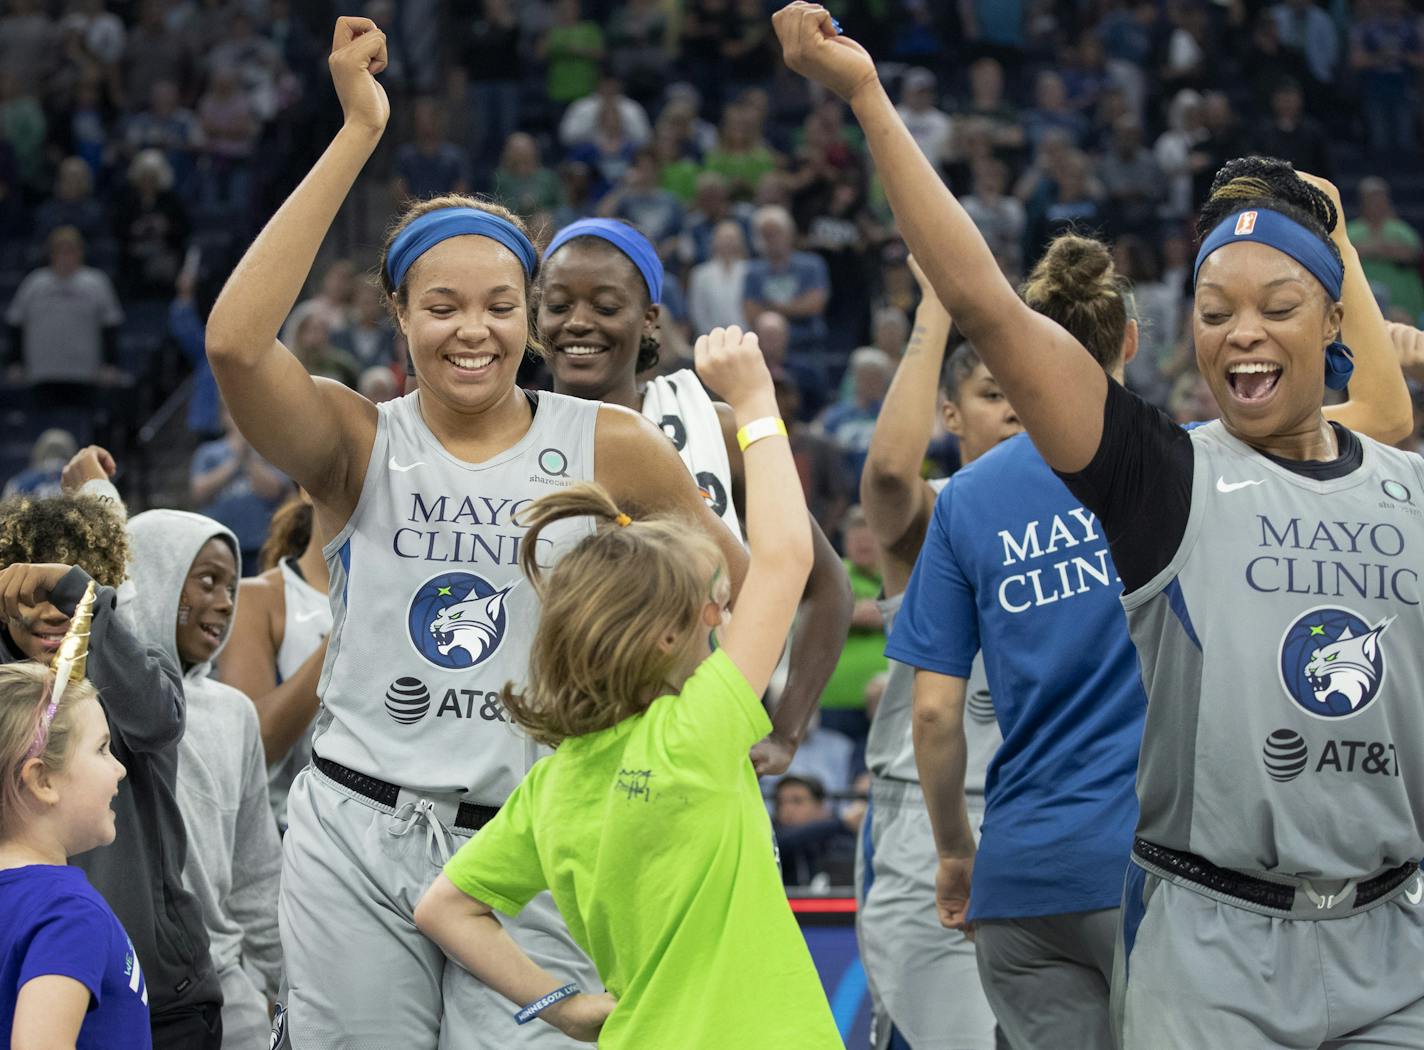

[124,509,241,677]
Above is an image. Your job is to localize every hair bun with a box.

[1032,233,1116,302]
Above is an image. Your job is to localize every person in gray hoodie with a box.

[125,509,283,1050]
[0,492,224,1047]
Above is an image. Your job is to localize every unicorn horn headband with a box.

[26,580,96,759]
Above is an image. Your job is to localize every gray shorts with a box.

[855,778,998,1050]
[272,767,599,1050]
[1114,859,1424,1049]
[974,909,1117,1050]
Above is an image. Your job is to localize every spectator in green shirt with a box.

[1349,176,1424,321]
[818,505,886,768]
[538,0,604,106]
[493,132,563,216]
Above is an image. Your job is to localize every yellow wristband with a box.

[736,417,788,451]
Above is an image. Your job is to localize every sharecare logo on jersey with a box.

[406,572,513,670]
[1277,606,1395,719]
[1235,211,1258,235]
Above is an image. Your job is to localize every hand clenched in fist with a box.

[329,16,390,134]
[772,2,880,104]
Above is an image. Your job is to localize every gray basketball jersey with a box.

[267,557,332,828]
[1124,421,1424,879]
[314,390,599,802]
[866,591,1000,798]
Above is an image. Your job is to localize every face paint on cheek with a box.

[177,604,191,625]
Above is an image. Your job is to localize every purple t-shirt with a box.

[0,865,151,1049]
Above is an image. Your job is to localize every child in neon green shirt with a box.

[415,328,841,1048]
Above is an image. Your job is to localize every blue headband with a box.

[385,208,538,290]
[1194,208,1353,390]
[545,219,663,304]
[1193,208,1343,300]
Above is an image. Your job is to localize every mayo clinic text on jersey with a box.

[1247,514,1420,605]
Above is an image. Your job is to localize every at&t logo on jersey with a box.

[1261,728,1400,782]
[1277,606,1395,718]
[383,674,510,725]
[407,572,513,670]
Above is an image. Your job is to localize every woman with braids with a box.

[0,496,220,1047]
[219,493,332,832]
[539,218,852,776]
[777,7,1423,1048]
[204,18,747,1049]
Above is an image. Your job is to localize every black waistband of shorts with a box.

[1133,838,1417,913]
[314,756,500,833]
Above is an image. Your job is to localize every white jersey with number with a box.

[642,369,742,542]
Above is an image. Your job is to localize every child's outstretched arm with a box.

[414,876,614,1043]
[695,326,814,696]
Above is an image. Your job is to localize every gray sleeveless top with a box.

[866,590,1000,799]
[315,390,599,801]
[1123,421,1424,879]
[266,557,331,829]
[865,473,1000,793]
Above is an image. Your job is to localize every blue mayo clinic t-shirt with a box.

[885,432,1143,922]
[0,865,151,1049]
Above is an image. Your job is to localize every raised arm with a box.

[861,255,950,596]
[773,3,1107,472]
[1301,174,1413,444]
[694,327,813,698]
[204,17,389,520]
[714,404,852,776]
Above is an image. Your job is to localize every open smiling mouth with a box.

[556,344,610,358]
[1226,362,1282,403]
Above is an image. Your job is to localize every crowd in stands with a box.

[6,0,1424,891]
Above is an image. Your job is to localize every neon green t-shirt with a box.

[443,651,841,1049]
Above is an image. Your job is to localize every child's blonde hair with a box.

[0,663,96,834]
[502,483,726,747]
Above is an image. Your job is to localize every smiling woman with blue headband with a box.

[204,18,748,1050]
[539,218,852,778]
[774,6,1423,1049]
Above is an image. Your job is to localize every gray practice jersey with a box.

[314,390,599,801]
[267,557,332,828]
[1124,421,1424,879]
[866,591,1002,797]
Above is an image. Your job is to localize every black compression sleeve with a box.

[1055,378,1194,593]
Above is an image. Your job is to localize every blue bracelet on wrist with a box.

[514,983,579,1026]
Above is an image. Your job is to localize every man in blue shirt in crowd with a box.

[742,204,830,354]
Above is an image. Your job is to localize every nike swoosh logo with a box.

[389,457,425,472]
[1406,878,1422,906]
[293,610,324,624]
[1216,477,1264,493]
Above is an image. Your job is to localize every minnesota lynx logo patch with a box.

[407,572,514,670]
[1278,606,1395,719]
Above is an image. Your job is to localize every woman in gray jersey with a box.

[220,494,332,833]
[775,8,1422,1049]
[204,18,748,1049]
[538,219,853,778]
[856,255,1017,1050]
